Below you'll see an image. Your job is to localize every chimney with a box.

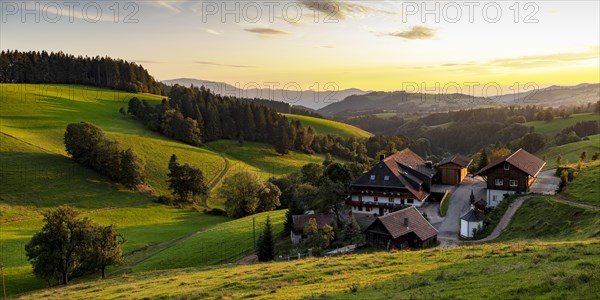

[404,218,409,226]
[379,154,385,161]
[425,161,433,168]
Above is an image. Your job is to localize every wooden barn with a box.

[364,207,438,250]
[474,148,545,208]
[436,154,472,185]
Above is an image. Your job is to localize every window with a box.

[384,175,390,181]
[504,163,510,170]
[370,175,376,180]
[365,207,371,212]
[509,180,518,187]
[374,196,379,202]
[358,206,363,211]
[495,179,503,186]
[358,195,363,202]
[388,197,394,203]
[407,199,414,204]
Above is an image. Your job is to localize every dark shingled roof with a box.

[369,207,438,241]
[439,154,473,168]
[474,148,546,177]
[292,213,335,232]
[460,209,485,222]
[351,149,435,200]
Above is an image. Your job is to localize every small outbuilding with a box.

[290,213,335,244]
[460,208,485,238]
[364,207,438,249]
[437,154,473,185]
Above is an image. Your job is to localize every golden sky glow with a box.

[2,1,599,93]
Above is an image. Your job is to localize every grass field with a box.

[496,196,600,242]
[563,161,600,207]
[538,134,600,169]
[16,240,600,299]
[283,114,373,138]
[132,210,286,272]
[0,84,331,296]
[524,112,599,135]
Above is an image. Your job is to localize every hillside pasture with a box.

[283,113,373,138]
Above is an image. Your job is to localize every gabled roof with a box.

[439,154,473,168]
[460,209,485,222]
[474,148,546,177]
[351,149,434,200]
[367,207,438,241]
[292,213,335,232]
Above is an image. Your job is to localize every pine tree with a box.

[344,216,363,245]
[476,149,488,172]
[257,216,275,262]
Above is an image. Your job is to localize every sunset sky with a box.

[2,0,599,93]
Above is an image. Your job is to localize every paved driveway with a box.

[530,170,560,195]
[427,176,486,241]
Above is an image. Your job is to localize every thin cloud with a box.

[441,46,600,70]
[387,26,436,40]
[244,28,289,36]
[204,28,222,35]
[298,0,373,20]
[194,61,256,68]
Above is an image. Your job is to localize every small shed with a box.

[437,154,473,185]
[460,208,484,238]
[364,207,438,249]
[290,213,335,244]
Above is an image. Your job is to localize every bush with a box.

[205,208,227,216]
[156,196,173,205]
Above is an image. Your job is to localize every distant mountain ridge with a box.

[162,78,369,110]
[317,83,600,117]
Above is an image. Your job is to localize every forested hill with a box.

[0,50,163,94]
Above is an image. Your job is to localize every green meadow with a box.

[538,134,600,169]
[283,113,373,138]
[15,240,600,299]
[0,84,334,296]
[524,112,599,135]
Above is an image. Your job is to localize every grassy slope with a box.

[283,114,373,138]
[563,161,600,207]
[496,161,600,242]
[133,210,286,272]
[495,196,600,242]
[17,241,600,299]
[538,134,600,169]
[523,112,599,135]
[0,84,326,295]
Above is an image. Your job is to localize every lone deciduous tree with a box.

[167,154,208,205]
[25,206,125,285]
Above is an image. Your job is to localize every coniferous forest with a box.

[0,50,163,94]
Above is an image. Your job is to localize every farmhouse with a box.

[436,153,473,185]
[364,207,438,249]
[474,148,546,207]
[290,213,335,244]
[347,149,437,216]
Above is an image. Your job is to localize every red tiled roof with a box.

[474,148,546,177]
[371,207,438,241]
